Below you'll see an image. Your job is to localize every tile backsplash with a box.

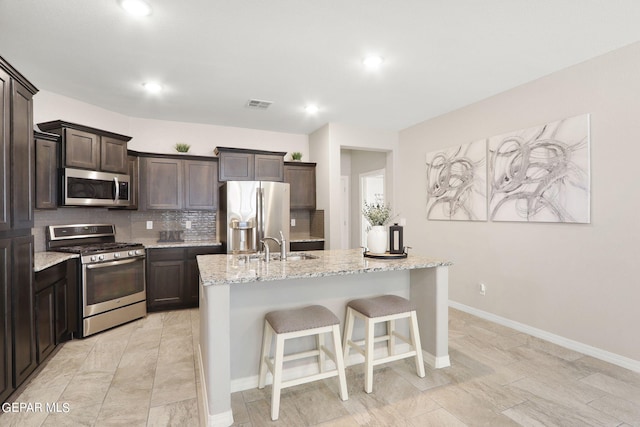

[33,208,216,252]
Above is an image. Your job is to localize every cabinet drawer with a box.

[186,246,223,257]
[35,261,67,293]
[290,241,324,251]
[147,248,185,261]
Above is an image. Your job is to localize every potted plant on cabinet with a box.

[291,152,303,161]
[175,143,191,153]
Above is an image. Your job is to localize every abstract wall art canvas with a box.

[426,139,487,221]
[488,114,590,223]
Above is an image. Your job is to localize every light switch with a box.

[146,221,153,230]
[186,221,192,229]
[290,219,296,227]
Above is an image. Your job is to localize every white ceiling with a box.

[1,1,639,135]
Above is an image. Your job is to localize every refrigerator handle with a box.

[257,186,264,245]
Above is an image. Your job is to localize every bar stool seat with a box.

[343,295,425,393]
[258,305,348,421]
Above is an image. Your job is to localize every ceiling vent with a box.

[245,99,273,110]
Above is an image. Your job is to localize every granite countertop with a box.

[197,248,452,286]
[134,239,222,249]
[34,252,79,272]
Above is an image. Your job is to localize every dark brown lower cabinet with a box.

[35,286,55,362]
[0,237,12,403]
[12,234,36,388]
[147,246,223,311]
[34,259,76,365]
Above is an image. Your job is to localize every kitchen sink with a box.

[238,252,319,262]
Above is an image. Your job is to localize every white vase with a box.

[367,226,387,254]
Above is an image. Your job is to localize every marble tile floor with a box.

[3,308,640,426]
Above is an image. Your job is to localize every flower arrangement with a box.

[291,152,303,161]
[362,201,394,227]
[175,143,191,153]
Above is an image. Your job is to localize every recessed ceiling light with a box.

[120,0,152,17]
[304,105,319,114]
[143,82,162,93]
[363,55,384,69]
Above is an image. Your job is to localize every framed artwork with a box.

[488,114,590,223]
[426,139,487,221]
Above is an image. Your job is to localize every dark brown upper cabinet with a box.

[37,121,131,174]
[34,131,59,210]
[284,162,316,210]
[139,154,218,211]
[215,147,285,182]
[1,55,38,232]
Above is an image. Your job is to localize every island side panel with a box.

[410,265,451,368]
[200,281,234,427]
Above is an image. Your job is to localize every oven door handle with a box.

[86,257,143,270]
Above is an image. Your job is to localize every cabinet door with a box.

[35,286,55,363]
[147,258,185,311]
[12,234,36,386]
[284,164,316,209]
[0,69,9,231]
[185,246,223,307]
[185,160,217,210]
[255,154,284,182]
[143,158,183,210]
[55,278,69,342]
[64,128,99,170]
[218,151,254,181]
[10,80,34,229]
[100,136,128,173]
[127,155,139,210]
[0,238,12,402]
[35,137,58,209]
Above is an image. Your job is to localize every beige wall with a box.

[399,42,640,363]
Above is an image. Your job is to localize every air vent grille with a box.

[246,99,273,110]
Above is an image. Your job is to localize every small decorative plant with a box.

[291,152,303,161]
[175,143,191,153]
[362,200,394,228]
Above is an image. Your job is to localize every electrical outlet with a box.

[479,283,486,296]
[185,221,192,229]
[290,218,296,227]
[399,218,407,226]
[146,221,153,230]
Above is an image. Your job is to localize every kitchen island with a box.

[196,248,452,427]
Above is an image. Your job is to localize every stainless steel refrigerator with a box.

[219,181,290,254]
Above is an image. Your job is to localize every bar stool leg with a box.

[387,319,395,357]
[342,307,355,363]
[271,333,286,421]
[317,333,326,373]
[331,324,349,401]
[409,311,425,378]
[364,317,375,393]
[258,321,272,389]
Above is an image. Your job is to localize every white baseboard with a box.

[449,300,640,373]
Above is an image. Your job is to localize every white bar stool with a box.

[258,305,349,421]
[343,295,425,393]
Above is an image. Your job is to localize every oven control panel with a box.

[83,248,145,264]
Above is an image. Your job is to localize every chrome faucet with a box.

[260,231,287,262]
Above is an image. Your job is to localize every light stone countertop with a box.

[34,252,78,272]
[197,248,452,286]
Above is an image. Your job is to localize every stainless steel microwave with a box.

[61,168,131,207]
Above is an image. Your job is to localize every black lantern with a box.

[389,223,404,254]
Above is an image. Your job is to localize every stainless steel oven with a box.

[47,224,146,337]
[62,168,131,207]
